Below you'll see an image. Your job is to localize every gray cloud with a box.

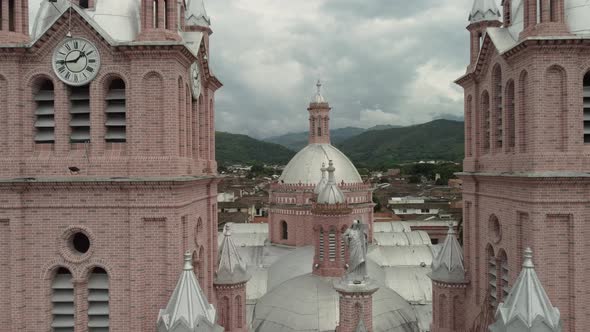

[208,0,501,138]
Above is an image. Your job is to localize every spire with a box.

[312,79,326,103]
[317,160,346,204]
[215,224,250,284]
[157,252,220,332]
[431,223,466,283]
[314,163,329,194]
[186,0,211,27]
[489,248,562,332]
[469,0,501,23]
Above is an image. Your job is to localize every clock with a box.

[190,62,202,99]
[52,37,101,86]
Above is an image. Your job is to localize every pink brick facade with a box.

[444,0,590,331]
[213,283,247,332]
[311,203,353,277]
[0,3,222,332]
[335,286,378,332]
[269,182,374,246]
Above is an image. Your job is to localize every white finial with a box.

[317,80,322,94]
[183,251,193,271]
[224,223,232,236]
[522,247,534,268]
[312,80,326,103]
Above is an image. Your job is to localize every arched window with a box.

[88,267,109,331]
[236,295,243,328]
[317,126,322,137]
[197,246,205,282]
[105,78,126,142]
[8,0,15,32]
[281,220,288,240]
[505,81,515,150]
[328,229,336,262]
[497,250,509,302]
[52,267,74,331]
[550,0,558,22]
[80,0,89,8]
[69,85,91,143]
[583,72,590,143]
[487,246,498,309]
[178,77,186,156]
[492,65,503,150]
[439,294,448,328]
[34,79,55,144]
[319,228,324,260]
[466,95,473,156]
[519,71,528,151]
[481,91,491,153]
[219,296,230,328]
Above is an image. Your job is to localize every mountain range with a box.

[216,120,464,168]
[263,125,400,151]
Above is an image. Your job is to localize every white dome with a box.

[279,144,362,184]
[508,0,590,39]
[253,273,419,332]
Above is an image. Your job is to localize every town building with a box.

[432,0,590,330]
[0,1,240,331]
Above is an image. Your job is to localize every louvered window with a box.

[583,73,590,143]
[88,268,109,332]
[340,232,345,261]
[52,268,74,332]
[328,231,336,262]
[105,79,126,142]
[34,80,55,143]
[488,257,498,309]
[319,229,324,260]
[493,67,503,149]
[500,258,510,300]
[69,85,91,143]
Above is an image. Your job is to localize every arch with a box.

[492,64,503,150]
[488,214,501,243]
[142,72,165,154]
[583,71,590,143]
[178,77,186,157]
[51,267,75,331]
[481,90,491,153]
[88,267,110,331]
[466,95,473,156]
[281,220,288,240]
[518,70,529,152]
[545,65,567,151]
[219,296,231,328]
[439,293,448,328]
[197,245,205,283]
[497,249,509,302]
[235,294,243,328]
[505,80,515,151]
[104,76,127,143]
[487,244,498,309]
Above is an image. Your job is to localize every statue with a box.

[343,220,368,284]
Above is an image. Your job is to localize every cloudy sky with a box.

[207,0,501,138]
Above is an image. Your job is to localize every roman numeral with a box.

[65,43,71,51]
[73,74,79,83]
[88,59,96,63]
[65,72,71,80]
[74,41,79,49]
[85,66,94,73]
[58,66,66,73]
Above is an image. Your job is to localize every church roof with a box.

[317,160,346,204]
[468,0,501,23]
[489,248,562,332]
[279,144,362,184]
[157,253,220,332]
[215,224,251,284]
[186,0,211,27]
[430,223,465,283]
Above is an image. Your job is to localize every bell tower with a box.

[466,0,502,69]
[0,0,29,43]
[138,0,181,41]
[520,0,569,38]
[308,81,331,145]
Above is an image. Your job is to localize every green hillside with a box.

[337,119,464,169]
[264,127,366,151]
[216,132,296,166]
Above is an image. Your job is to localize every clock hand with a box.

[65,51,86,64]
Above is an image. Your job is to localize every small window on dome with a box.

[317,126,322,137]
[80,0,89,8]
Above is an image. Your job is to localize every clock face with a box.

[52,37,101,86]
[190,62,202,99]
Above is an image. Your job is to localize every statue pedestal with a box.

[334,278,379,332]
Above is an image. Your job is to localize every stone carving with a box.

[343,220,368,283]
